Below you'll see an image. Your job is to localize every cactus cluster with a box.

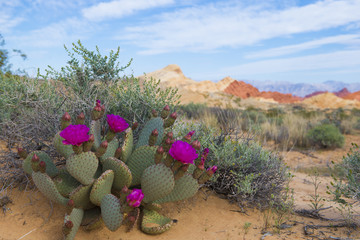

[18,100,216,239]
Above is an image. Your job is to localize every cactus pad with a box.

[155,174,199,204]
[90,119,102,150]
[102,157,132,191]
[141,209,175,234]
[90,170,114,206]
[121,128,133,163]
[54,132,74,159]
[135,117,164,149]
[101,194,123,231]
[141,164,175,203]
[127,146,157,186]
[32,171,68,206]
[66,151,98,185]
[23,151,58,177]
[99,138,119,163]
[64,208,84,240]
[54,168,81,198]
[69,182,95,209]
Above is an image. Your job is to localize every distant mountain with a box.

[247,80,360,97]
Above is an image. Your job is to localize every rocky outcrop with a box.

[224,81,260,99]
[302,93,360,109]
[343,91,360,101]
[224,80,301,103]
[334,88,351,98]
[260,91,302,103]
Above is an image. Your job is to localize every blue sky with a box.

[1,0,360,83]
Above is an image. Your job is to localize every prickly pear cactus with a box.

[19,101,217,239]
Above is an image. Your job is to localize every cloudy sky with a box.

[1,0,359,83]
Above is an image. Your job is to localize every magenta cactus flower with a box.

[60,124,90,146]
[126,189,144,208]
[107,114,129,133]
[207,166,218,174]
[169,140,199,164]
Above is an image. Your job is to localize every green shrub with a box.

[306,124,344,149]
[109,76,180,126]
[178,102,207,119]
[340,143,360,200]
[355,119,360,130]
[173,121,290,207]
[328,144,360,206]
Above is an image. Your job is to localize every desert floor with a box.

[0,135,359,240]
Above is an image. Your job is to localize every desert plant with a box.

[17,101,217,239]
[172,120,290,207]
[307,124,344,149]
[330,143,360,202]
[308,171,325,211]
[178,102,207,119]
[109,76,180,126]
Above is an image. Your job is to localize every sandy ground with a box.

[1,136,360,240]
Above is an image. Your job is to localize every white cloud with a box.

[222,50,360,75]
[0,12,23,33]
[245,34,360,59]
[82,0,174,21]
[11,18,94,48]
[119,0,360,54]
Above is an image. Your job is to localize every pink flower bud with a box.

[151,109,158,117]
[39,161,46,173]
[197,157,205,170]
[191,140,201,150]
[65,220,73,229]
[166,132,173,139]
[100,141,108,149]
[131,122,139,130]
[156,146,164,154]
[202,148,210,159]
[151,129,159,136]
[32,154,40,162]
[17,148,27,159]
[121,186,129,194]
[170,112,177,119]
[163,105,170,111]
[88,134,95,142]
[207,166,217,175]
[62,112,71,121]
[77,112,85,120]
[115,147,122,159]
[67,199,74,207]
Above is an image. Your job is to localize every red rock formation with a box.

[259,91,302,103]
[334,88,350,98]
[224,80,301,103]
[343,91,360,101]
[224,81,260,98]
